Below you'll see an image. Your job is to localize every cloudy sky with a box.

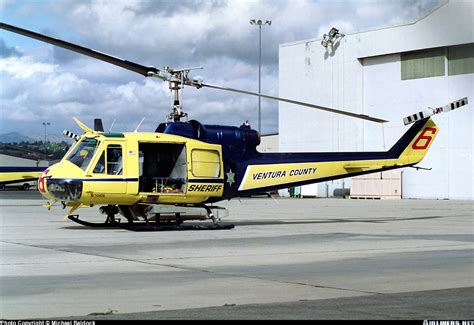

[0,0,443,138]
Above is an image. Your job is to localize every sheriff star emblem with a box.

[226,169,235,187]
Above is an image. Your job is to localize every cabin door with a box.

[138,143,187,194]
[87,142,127,194]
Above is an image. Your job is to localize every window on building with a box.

[401,48,445,80]
[448,43,474,76]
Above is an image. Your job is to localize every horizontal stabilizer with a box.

[403,97,468,125]
[343,164,372,170]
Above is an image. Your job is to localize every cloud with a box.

[0,0,12,11]
[45,0,443,71]
[355,0,444,27]
[0,56,56,78]
[1,0,445,136]
[0,38,22,57]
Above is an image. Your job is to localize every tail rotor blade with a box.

[403,97,469,125]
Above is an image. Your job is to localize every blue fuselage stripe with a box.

[188,178,224,183]
[0,167,46,172]
[48,178,139,182]
[48,178,224,183]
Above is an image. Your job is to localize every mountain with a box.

[0,132,36,143]
[0,132,69,144]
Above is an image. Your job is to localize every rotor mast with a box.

[149,66,203,122]
[169,77,185,122]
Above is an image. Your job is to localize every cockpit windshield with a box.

[66,138,100,171]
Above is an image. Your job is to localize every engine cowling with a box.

[156,120,261,154]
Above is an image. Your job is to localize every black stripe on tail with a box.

[388,118,428,156]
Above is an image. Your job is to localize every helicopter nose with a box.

[46,179,83,202]
[38,169,52,199]
[38,169,83,202]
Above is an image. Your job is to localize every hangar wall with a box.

[279,0,473,199]
[363,54,473,199]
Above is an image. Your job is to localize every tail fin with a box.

[389,118,439,166]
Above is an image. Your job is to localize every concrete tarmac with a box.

[0,191,472,319]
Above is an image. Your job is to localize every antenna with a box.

[134,117,145,132]
[108,119,116,132]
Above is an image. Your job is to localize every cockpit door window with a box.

[93,151,105,174]
[91,144,122,175]
[107,144,123,175]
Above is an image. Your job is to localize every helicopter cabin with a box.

[136,140,223,198]
[71,136,225,204]
[138,143,187,194]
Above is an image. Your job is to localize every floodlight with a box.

[328,27,339,38]
[321,27,344,48]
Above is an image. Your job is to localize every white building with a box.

[279,0,473,200]
[257,133,279,153]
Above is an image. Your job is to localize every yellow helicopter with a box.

[1,22,469,231]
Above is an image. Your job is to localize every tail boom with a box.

[234,118,438,194]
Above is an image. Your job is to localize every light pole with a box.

[42,121,50,161]
[250,19,271,133]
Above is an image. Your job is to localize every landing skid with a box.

[115,222,235,232]
[68,215,119,228]
[67,210,235,232]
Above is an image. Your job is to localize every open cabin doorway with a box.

[138,143,187,194]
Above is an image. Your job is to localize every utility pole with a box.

[42,121,50,161]
[250,19,271,133]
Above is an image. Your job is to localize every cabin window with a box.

[139,151,144,176]
[66,137,100,171]
[92,145,122,175]
[93,151,105,174]
[138,143,187,193]
[191,149,221,178]
[107,144,123,175]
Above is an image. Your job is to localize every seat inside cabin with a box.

[138,143,187,193]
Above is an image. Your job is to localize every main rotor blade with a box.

[0,22,159,77]
[201,83,388,123]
